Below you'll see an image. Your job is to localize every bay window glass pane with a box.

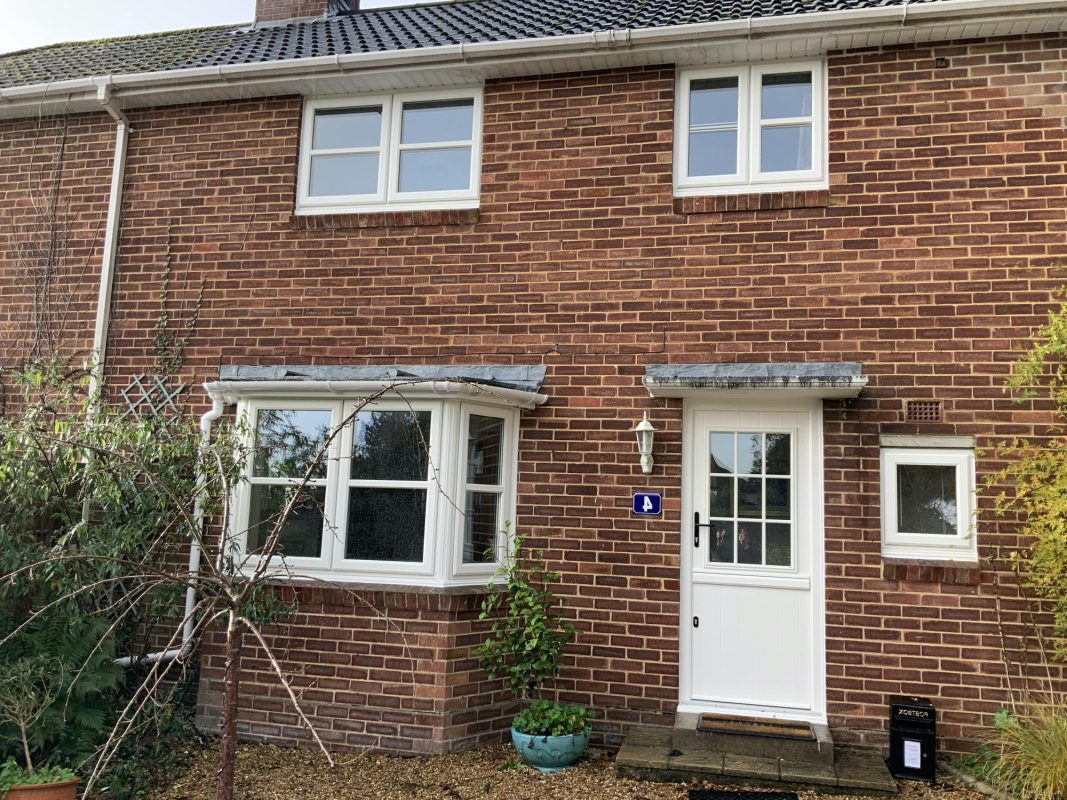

[350,410,431,481]
[765,433,791,475]
[467,415,503,485]
[401,99,474,144]
[398,147,472,193]
[737,521,762,565]
[312,107,382,150]
[690,77,739,126]
[247,485,325,558]
[688,130,737,177]
[766,523,791,567]
[309,153,379,196]
[897,464,958,535]
[760,125,812,172]
[710,521,734,564]
[463,491,499,563]
[253,409,332,479]
[710,433,735,473]
[761,72,812,119]
[345,487,426,561]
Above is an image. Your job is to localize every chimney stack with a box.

[255,0,333,23]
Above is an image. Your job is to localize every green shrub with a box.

[0,759,76,790]
[512,700,592,737]
[991,706,1067,800]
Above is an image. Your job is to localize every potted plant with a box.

[477,530,592,772]
[0,659,78,800]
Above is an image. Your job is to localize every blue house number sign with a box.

[632,492,662,516]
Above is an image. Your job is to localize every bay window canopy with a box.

[206,365,546,588]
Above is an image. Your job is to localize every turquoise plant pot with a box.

[511,727,591,772]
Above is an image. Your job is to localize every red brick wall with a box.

[1,32,1065,756]
[255,0,328,22]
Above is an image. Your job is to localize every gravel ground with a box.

[150,742,989,800]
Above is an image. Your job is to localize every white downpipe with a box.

[87,85,128,401]
[115,396,227,669]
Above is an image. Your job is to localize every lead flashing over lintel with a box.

[643,362,866,400]
[218,364,546,393]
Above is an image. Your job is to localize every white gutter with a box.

[86,82,129,401]
[2,0,1065,117]
[203,379,550,409]
[115,395,227,669]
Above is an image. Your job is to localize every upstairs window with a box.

[297,88,482,214]
[674,62,825,196]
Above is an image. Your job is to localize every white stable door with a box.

[682,400,825,720]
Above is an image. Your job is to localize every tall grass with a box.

[991,705,1067,800]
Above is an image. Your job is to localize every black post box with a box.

[889,696,936,782]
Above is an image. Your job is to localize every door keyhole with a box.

[693,616,700,628]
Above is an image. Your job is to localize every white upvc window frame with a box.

[231,393,518,587]
[880,447,977,562]
[296,87,483,215]
[674,60,827,197]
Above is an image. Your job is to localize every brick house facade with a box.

[1,0,1066,759]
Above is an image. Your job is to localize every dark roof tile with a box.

[0,0,941,89]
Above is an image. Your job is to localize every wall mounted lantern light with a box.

[634,412,655,475]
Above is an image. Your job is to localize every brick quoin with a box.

[1,33,1066,756]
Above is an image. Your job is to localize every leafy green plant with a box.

[477,529,575,700]
[0,759,76,790]
[989,705,1067,800]
[512,700,592,737]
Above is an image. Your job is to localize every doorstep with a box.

[615,725,897,795]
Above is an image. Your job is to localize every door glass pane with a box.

[766,478,790,520]
[247,485,325,558]
[350,410,431,481]
[897,464,957,535]
[309,153,379,197]
[463,491,499,563]
[710,433,734,473]
[738,433,763,475]
[709,476,733,517]
[690,77,739,125]
[710,521,735,564]
[401,99,474,144]
[760,125,812,173]
[398,147,472,193]
[766,523,791,567]
[253,409,332,479]
[467,415,503,485]
[313,107,382,149]
[765,433,791,475]
[345,487,426,561]
[761,72,812,119]
[737,478,762,518]
[688,130,737,177]
[737,522,762,565]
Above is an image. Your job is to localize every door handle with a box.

[693,511,712,548]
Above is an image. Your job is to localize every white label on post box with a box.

[904,739,922,769]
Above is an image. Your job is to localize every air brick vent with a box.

[905,400,942,423]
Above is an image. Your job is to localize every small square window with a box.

[297,89,482,215]
[674,61,826,197]
[881,448,976,561]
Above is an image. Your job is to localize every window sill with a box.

[674,190,830,215]
[882,558,981,586]
[289,208,480,230]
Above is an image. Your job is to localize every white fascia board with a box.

[1,0,1066,119]
[203,379,548,410]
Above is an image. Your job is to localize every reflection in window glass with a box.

[710,433,735,473]
[313,107,382,150]
[309,153,379,197]
[345,487,427,561]
[761,72,812,119]
[468,415,503,484]
[738,522,763,564]
[897,464,957,535]
[398,148,472,193]
[766,523,791,566]
[350,411,431,481]
[761,125,812,173]
[463,491,498,564]
[710,521,735,563]
[401,99,475,144]
[253,409,332,479]
[247,485,325,558]
[688,130,737,177]
[738,433,763,475]
[691,77,739,125]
